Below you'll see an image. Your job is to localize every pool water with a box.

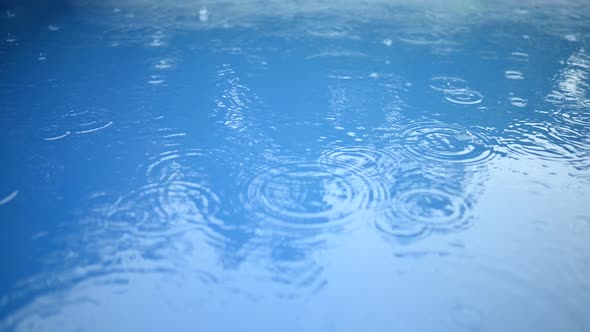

[1,0,590,331]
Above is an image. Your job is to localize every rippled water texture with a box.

[1,0,590,331]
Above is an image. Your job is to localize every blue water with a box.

[1,0,590,331]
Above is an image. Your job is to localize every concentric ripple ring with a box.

[240,159,389,229]
[400,122,495,166]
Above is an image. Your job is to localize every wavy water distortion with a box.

[1,1,590,331]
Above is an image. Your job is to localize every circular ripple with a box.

[505,70,524,80]
[509,96,528,107]
[63,109,114,134]
[444,89,484,105]
[107,181,220,235]
[153,57,176,70]
[429,76,469,92]
[319,146,401,180]
[306,24,351,38]
[240,160,389,229]
[393,189,469,226]
[375,183,473,241]
[141,149,213,183]
[397,29,444,45]
[508,51,529,62]
[401,123,495,166]
[40,124,70,141]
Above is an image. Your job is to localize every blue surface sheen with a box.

[1,0,590,331]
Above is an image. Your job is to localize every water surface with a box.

[1,0,590,331]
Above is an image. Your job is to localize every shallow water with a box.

[1,0,590,331]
